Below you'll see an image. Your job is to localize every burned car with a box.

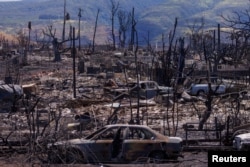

[187,83,226,96]
[233,133,250,151]
[128,81,173,99]
[104,80,173,100]
[48,124,183,164]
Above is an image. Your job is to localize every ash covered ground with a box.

[0,52,249,167]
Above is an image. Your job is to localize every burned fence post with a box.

[223,116,231,146]
[78,58,85,74]
[215,117,219,139]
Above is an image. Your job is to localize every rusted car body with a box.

[128,81,173,99]
[104,81,173,99]
[48,124,183,164]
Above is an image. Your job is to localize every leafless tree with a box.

[14,29,28,64]
[42,25,72,62]
[221,8,250,65]
[129,7,137,51]
[16,29,28,49]
[117,10,131,49]
[109,0,119,50]
[198,40,213,130]
[186,17,205,52]
[161,18,178,87]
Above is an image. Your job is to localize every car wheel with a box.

[48,146,64,164]
[65,148,85,164]
[149,151,166,162]
[48,147,85,164]
[197,90,205,96]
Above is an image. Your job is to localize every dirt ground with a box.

[0,151,207,167]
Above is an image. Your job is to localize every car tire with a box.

[149,151,166,162]
[197,90,205,96]
[48,146,64,164]
[48,147,85,164]
[65,148,85,164]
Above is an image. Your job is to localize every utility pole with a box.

[92,9,100,53]
[28,21,31,52]
[129,7,135,51]
[78,8,82,51]
[147,30,150,51]
[62,0,66,41]
[62,0,70,41]
[72,27,76,98]
[218,24,221,53]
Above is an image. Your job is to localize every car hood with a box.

[168,136,183,143]
[158,86,173,92]
[158,86,172,90]
[236,133,250,140]
[50,138,89,147]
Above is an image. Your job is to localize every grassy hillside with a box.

[137,0,250,42]
[140,0,249,29]
[0,0,249,44]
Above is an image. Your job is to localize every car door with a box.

[140,82,157,99]
[122,127,157,161]
[89,127,118,162]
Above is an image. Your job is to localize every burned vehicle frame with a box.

[47,124,183,164]
[104,80,173,100]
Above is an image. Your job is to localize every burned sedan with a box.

[48,124,183,164]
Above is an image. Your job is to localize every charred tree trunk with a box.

[117,10,130,49]
[135,30,140,125]
[199,40,213,130]
[111,13,116,50]
[110,0,119,50]
[165,18,178,86]
[213,24,221,73]
[52,38,61,62]
[177,37,186,84]
[129,8,135,51]
[92,9,100,53]
[43,25,73,62]
[198,86,212,130]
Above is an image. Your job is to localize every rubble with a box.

[0,52,249,166]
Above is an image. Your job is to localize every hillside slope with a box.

[0,0,249,44]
